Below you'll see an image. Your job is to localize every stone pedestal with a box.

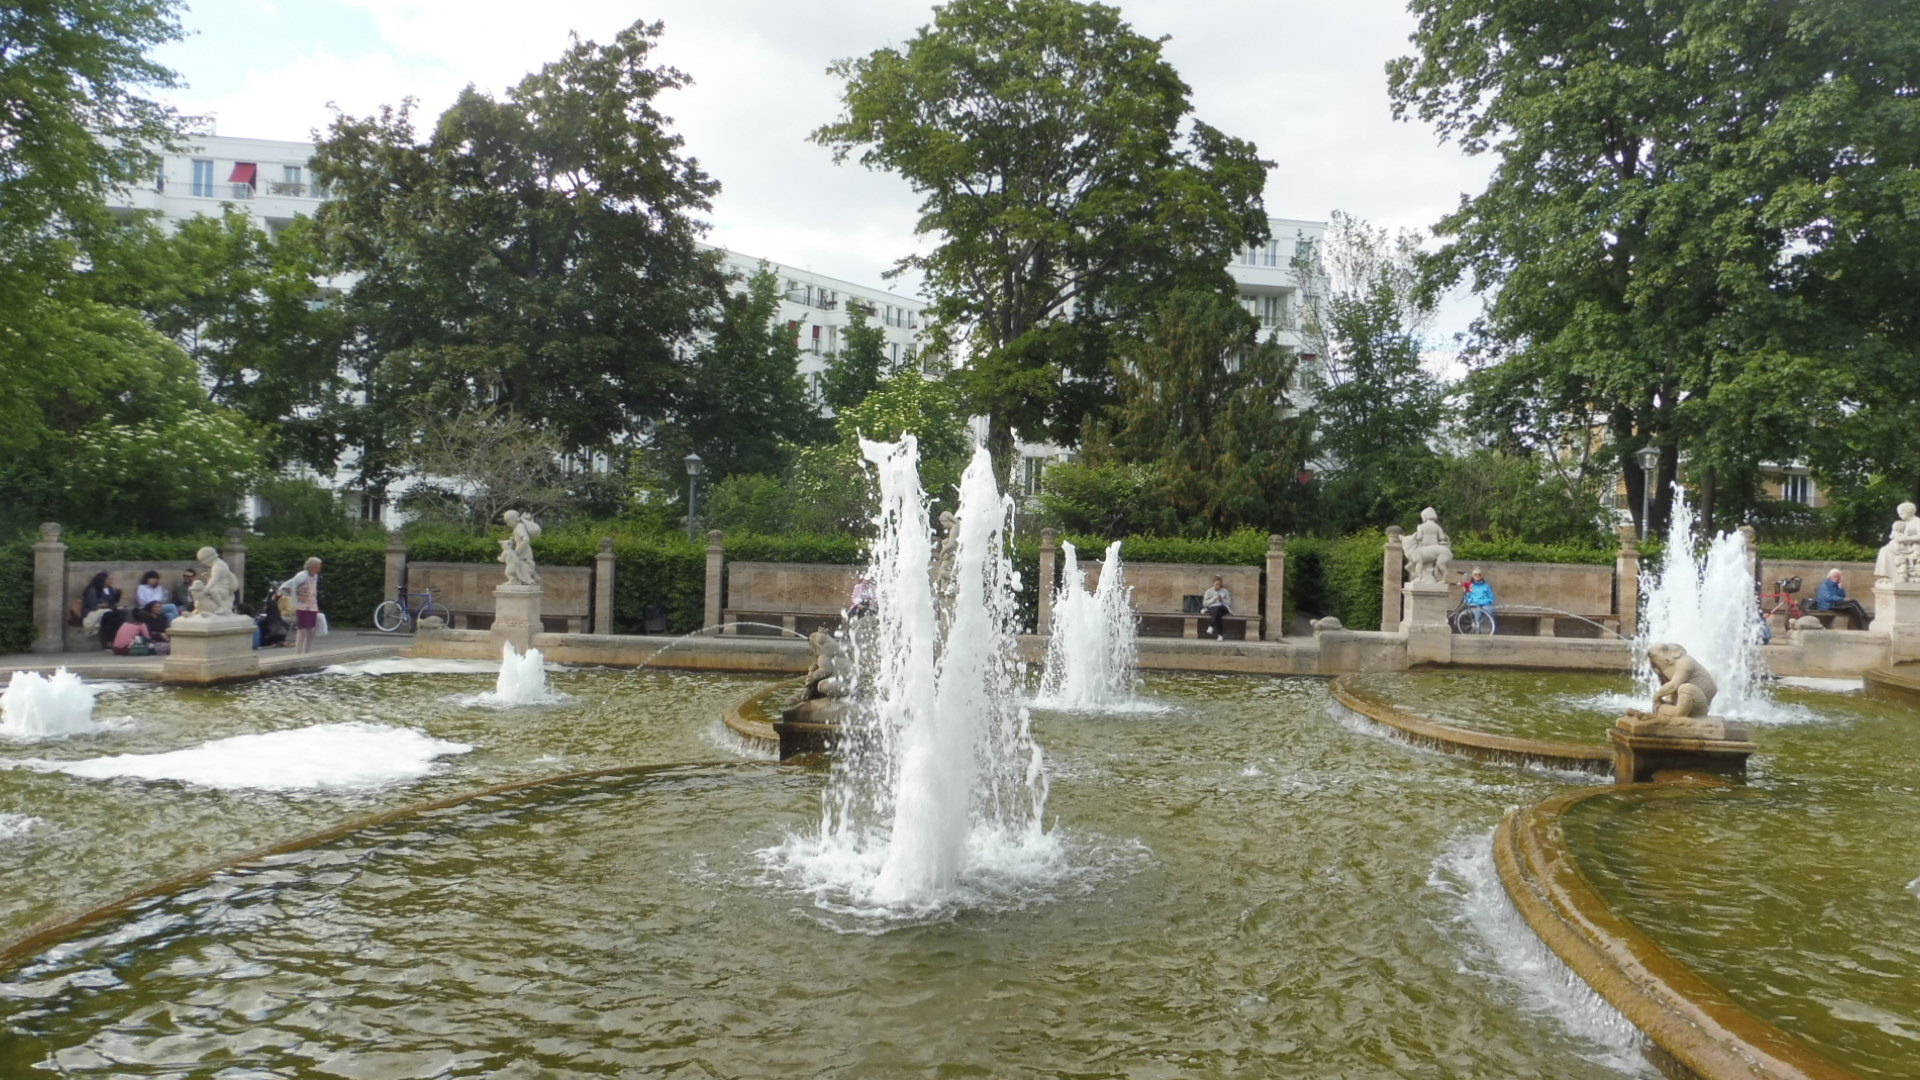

[32,523,67,654]
[704,530,726,633]
[491,584,543,655]
[1402,580,1455,631]
[1265,534,1287,640]
[1037,529,1059,634]
[1874,581,1920,661]
[774,697,845,760]
[162,614,261,684]
[1381,527,1406,632]
[1609,714,1755,784]
[593,538,616,635]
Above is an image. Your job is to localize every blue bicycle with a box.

[372,584,448,632]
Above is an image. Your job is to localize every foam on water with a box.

[760,436,1058,919]
[9,723,470,791]
[0,812,43,839]
[320,657,505,677]
[1428,829,1654,1077]
[0,669,103,740]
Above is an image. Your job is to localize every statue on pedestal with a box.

[1643,642,1717,717]
[499,510,541,586]
[1875,501,1920,585]
[802,629,851,701]
[1402,507,1454,584]
[186,547,238,617]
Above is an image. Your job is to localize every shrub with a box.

[1323,530,1385,630]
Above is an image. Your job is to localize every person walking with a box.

[1202,576,1232,640]
[1813,568,1870,629]
[283,557,325,654]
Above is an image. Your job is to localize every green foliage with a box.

[1424,450,1611,546]
[706,474,794,536]
[1391,0,1920,533]
[1036,461,1167,537]
[821,302,893,414]
[1282,536,1331,630]
[311,20,726,485]
[0,535,37,654]
[1756,540,1878,564]
[815,0,1271,451]
[674,266,818,479]
[398,406,621,533]
[833,369,970,512]
[724,533,867,566]
[1093,290,1314,535]
[1450,538,1615,567]
[246,536,387,627]
[252,477,358,540]
[1321,530,1385,631]
[1057,530,1270,567]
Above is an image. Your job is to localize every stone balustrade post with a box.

[1381,526,1406,632]
[383,529,408,607]
[594,537,616,635]
[1037,529,1059,634]
[1615,525,1641,639]
[32,522,67,653]
[704,530,725,632]
[221,528,248,610]
[1265,534,1287,640]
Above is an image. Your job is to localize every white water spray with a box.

[770,436,1055,915]
[485,642,554,706]
[1637,489,1774,720]
[0,669,102,739]
[1037,541,1141,711]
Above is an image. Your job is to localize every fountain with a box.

[1636,489,1772,720]
[767,435,1053,912]
[0,668,101,739]
[478,641,556,706]
[1036,540,1141,711]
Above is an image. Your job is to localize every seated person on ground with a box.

[131,601,172,652]
[1813,568,1870,629]
[81,572,125,647]
[111,617,153,655]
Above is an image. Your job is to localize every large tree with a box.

[814,0,1271,455]
[1390,0,1920,534]
[672,265,819,479]
[311,20,727,491]
[1293,212,1446,533]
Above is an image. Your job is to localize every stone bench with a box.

[405,562,591,633]
[1491,607,1624,639]
[1083,562,1263,641]
[722,562,860,638]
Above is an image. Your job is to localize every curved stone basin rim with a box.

[1329,673,1614,774]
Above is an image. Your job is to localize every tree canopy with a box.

[311,19,727,490]
[1390,0,1920,533]
[814,0,1271,454]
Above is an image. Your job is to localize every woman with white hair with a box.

[280,557,325,654]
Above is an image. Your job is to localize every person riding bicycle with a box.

[1463,568,1496,625]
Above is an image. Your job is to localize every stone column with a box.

[704,530,725,632]
[1381,526,1406,632]
[1037,529,1059,634]
[1264,534,1287,640]
[594,537,616,635]
[221,528,249,608]
[32,522,67,654]
[1615,525,1641,639]
[1876,581,1920,662]
[490,583,542,655]
[383,529,408,607]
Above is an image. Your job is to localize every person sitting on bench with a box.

[1202,576,1232,639]
[1813,568,1870,629]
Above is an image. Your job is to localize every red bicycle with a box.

[1758,576,1808,628]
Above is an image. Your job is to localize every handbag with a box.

[316,613,329,636]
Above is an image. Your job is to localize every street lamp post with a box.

[1634,445,1661,540]
[684,453,703,542]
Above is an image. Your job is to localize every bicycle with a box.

[1758,576,1808,629]
[373,584,449,632]
[1447,577,1497,635]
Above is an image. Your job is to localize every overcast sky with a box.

[154,0,1493,341]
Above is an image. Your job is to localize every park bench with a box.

[1083,562,1264,640]
[405,562,591,633]
[722,562,859,637]
[1447,562,1619,639]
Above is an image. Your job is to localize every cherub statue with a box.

[1644,642,1717,718]
[1402,507,1454,584]
[187,546,239,617]
[499,510,541,586]
[803,628,849,699]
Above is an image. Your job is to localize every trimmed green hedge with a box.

[1452,538,1615,566]
[0,537,34,654]
[1323,531,1386,631]
[1756,540,1878,563]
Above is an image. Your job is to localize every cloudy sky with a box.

[154,0,1492,340]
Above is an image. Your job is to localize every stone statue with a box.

[187,546,239,617]
[1875,501,1920,585]
[802,629,851,699]
[932,510,960,594]
[1643,642,1717,718]
[499,510,541,586]
[1401,507,1454,584]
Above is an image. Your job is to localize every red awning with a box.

[229,162,257,186]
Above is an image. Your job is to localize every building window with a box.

[1295,239,1315,261]
[1022,456,1046,496]
[1782,474,1812,505]
[191,159,214,197]
[811,325,821,354]
[276,164,303,196]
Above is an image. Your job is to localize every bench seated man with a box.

[1813,568,1870,629]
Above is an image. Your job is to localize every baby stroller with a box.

[256,587,290,648]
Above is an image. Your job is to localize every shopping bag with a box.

[316,613,329,636]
